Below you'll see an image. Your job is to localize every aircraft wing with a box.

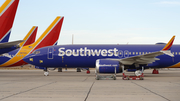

[109,50,173,65]
[0,40,24,49]
[108,36,175,66]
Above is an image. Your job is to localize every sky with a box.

[1,0,180,45]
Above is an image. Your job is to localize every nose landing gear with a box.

[44,71,49,76]
[44,67,49,76]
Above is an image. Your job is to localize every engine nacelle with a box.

[96,59,122,73]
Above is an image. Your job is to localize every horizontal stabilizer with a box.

[0,40,24,49]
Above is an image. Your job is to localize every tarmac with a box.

[0,69,180,101]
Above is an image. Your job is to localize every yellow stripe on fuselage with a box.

[0,0,12,15]
[19,26,37,47]
[166,62,180,68]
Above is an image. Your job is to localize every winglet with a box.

[162,36,175,51]
[161,36,175,57]
[19,26,38,47]
[0,0,19,42]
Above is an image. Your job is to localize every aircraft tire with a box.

[44,71,49,76]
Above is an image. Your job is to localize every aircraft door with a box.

[48,47,54,59]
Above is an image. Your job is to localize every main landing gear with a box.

[58,68,62,72]
[77,68,81,72]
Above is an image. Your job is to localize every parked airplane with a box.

[0,16,64,67]
[0,0,24,54]
[23,35,176,76]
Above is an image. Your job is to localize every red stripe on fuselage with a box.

[7,59,27,67]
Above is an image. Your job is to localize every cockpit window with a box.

[33,51,40,54]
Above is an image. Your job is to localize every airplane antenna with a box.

[72,34,74,44]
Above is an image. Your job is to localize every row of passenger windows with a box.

[0,55,24,57]
[123,52,151,55]
[14,52,180,56]
[124,52,180,55]
[16,55,24,57]
[64,51,180,55]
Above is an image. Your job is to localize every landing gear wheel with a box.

[58,68,62,72]
[44,71,49,76]
[113,75,116,80]
[140,77,144,80]
[96,75,99,80]
[77,68,81,72]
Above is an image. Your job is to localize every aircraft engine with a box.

[95,59,122,73]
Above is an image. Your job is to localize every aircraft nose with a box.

[23,55,34,64]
